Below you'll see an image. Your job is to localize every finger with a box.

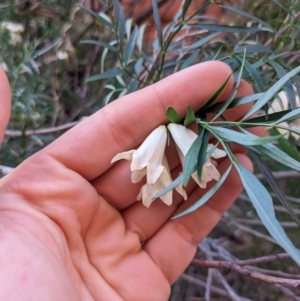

[35,61,234,180]
[0,68,11,143]
[143,153,252,284]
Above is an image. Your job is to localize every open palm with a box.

[0,62,262,301]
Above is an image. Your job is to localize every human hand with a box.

[0,62,262,301]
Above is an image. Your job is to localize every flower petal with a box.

[131,168,146,183]
[168,123,197,156]
[111,150,135,163]
[131,125,167,184]
[207,144,227,159]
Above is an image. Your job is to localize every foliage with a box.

[1,0,300,299]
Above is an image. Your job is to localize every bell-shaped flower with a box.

[111,125,187,207]
[168,123,226,189]
[137,155,187,207]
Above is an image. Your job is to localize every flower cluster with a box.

[111,124,226,207]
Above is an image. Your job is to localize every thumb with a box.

[0,68,11,143]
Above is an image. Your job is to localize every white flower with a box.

[268,88,300,140]
[111,125,186,207]
[1,22,24,46]
[57,50,69,60]
[168,123,226,189]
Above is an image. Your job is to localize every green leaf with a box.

[250,151,300,227]
[245,110,291,124]
[209,126,281,146]
[181,51,198,70]
[236,57,264,92]
[151,0,163,48]
[234,44,272,54]
[189,23,262,33]
[212,50,246,121]
[251,143,300,172]
[173,165,232,219]
[184,105,196,126]
[242,65,300,120]
[183,129,205,186]
[269,61,296,110]
[197,130,209,182]
[273,128,300,162]
[124,26,138,65]
[182,0,192,20]
[81,40,118,52]
[166,107,181,123]
[77,4,113,28]
[154,174,184,200]
[87,69,123,82]
[196,73,232,113]
[112,0,125,43]
[219,4,275,32]
[235,163,300,265]
[276,107,300,124]
[177,32,220,52]
[204,93,264,113]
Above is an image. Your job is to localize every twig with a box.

[181,274,254,301]
[224,216,298,228]
[238,194,300,215]
[213,270,241,301]
[275,284,300,301]
[246,266,300,280]
[256,170,300,180]
[234,252,295,266]
[191,259,300,288]
[5,121,78,138]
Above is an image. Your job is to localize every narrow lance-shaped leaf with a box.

[236,56,264,92]
[182,0,192,20]
[242,131,300,172]
[273,127,300,162]
[196,73,232,113]
[189,23,262,33]
[173,165,232,219]
[77,4,113,28]
[235,163,300,265]
[184,105,196,127]
[183,129,205,186]
[112,0,126,43]
[208,126,281,146]
[166,107,181,123]
[87,69,123,82]
[276,107,300,124]
[250,150,300,227]
[219,4,275,32]
[154,144,220,200]
[176,32,220,52]
[81,40,118,52]
[212,50,246,121]
[204,93,264,113]
[242,65,300,120]
[124,26,138,65]
[234,44,272,54]
[197,130,209,182]
[151,0,163,48]
[245,110,291,124]
[269,61,296,110]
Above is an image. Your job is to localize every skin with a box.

[0,62,263,301]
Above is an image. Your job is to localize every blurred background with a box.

[0,0,300,300]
